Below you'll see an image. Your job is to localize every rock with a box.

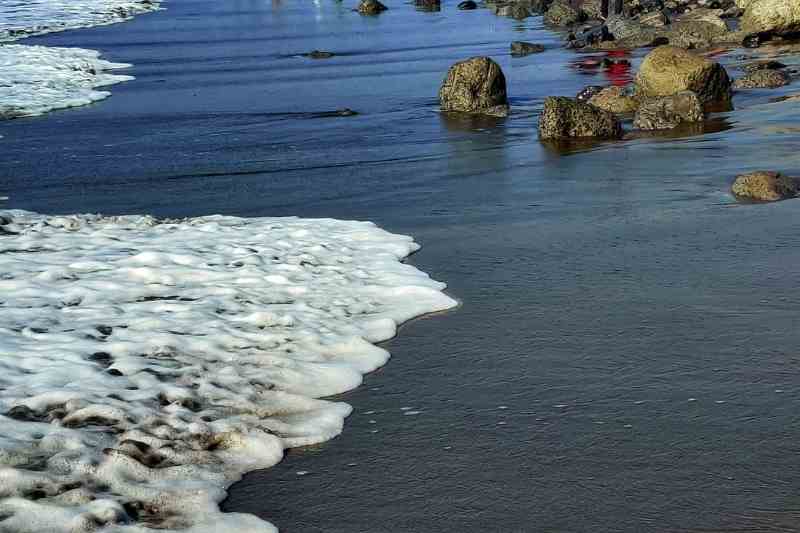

[511,41,546,55]
[634,45,732,103]
[576,85,605,101]
[633,90,704,129]
[458,0,478,8]
[734,0,756,8]
[733,69,790,88]
[439,57,510,117]
[666,20,728,48]
[741,0,800,36]
[303,50,335,59]
[580,0,605,19]
[639,10,670,26]
[357,0,388,14]
[538,96,623,139]
[415,0,441,10]
[497,3,532,17]
[731,170,798,201]
[588,86,640,113]
[741,60,786,73]
[544,0,583,25]
[605,15,665,46]
[678,7,727,28]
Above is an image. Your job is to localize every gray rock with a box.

[439,57,510,117]
[633,90,704,129]
[538,96,623,139]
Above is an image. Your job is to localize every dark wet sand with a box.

[5,1,800,531]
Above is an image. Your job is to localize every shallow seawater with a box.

[4,0,800,532]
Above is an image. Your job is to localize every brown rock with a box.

[538,96,623,139]
[588,86,640,114]
[439,57,510,117]
[357,0,388,14]
[634,45,732,104]
[741,0,800,36]
[733,69,790,88]
[731,171,798,201]
[633,91,704,129]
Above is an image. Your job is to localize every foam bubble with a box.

[0,211,457,532]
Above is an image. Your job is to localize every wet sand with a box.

[5,0,800,531]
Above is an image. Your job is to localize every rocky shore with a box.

[435,0,800,202]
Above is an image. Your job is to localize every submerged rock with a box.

[538,96,623,139]
[510,41,546,55]
[634,45,732,103]
[741,0,800,36]
[458,0,478,8]
[357,0,388,14]
[439,57,510,117]
[633,90,704,129]
[733,69,790,88]
[588,86,640,113]
[731,171,798,201]
[544,0,583,25]
[303,50,335,59]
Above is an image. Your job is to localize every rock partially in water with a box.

[635,45,732,103]
[497,4,532,18]
[538,96,623,139]
[415,0,442,11]
[731,171,798,201]
[588,86,640,113]
[510,41,546,55]
[733,69,790,88]
[604,15,665,46]
[741,60,787,73]
[357,0,388,14]
[633,90,704,129]
[544,0,584,25]
[458,0,478,8]
[439,57,510,117]
[741,0,800,36]
[303,50,335,59]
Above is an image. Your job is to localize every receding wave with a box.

[0,211,457,531]
[0,0,159,119]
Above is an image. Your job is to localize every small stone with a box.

[303,50,335,59]
[458,0,477,8]
[576,85,604,102]
[588,86,640,114]
[510,41,545,56]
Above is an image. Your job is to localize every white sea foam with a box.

[0,44,134,118]
[0,211,457,532]
[0,0,159,119]
[0,0,159,42]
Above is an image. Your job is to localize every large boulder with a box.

[633,91,704,129]
[741,0,800,36]
[634,45,732,103]
[439,57,510,117]
[733,69,790,88]
[588,86,640,113]
[544,0,583,25]
[538,96,623,139]
[731,171,798,201]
